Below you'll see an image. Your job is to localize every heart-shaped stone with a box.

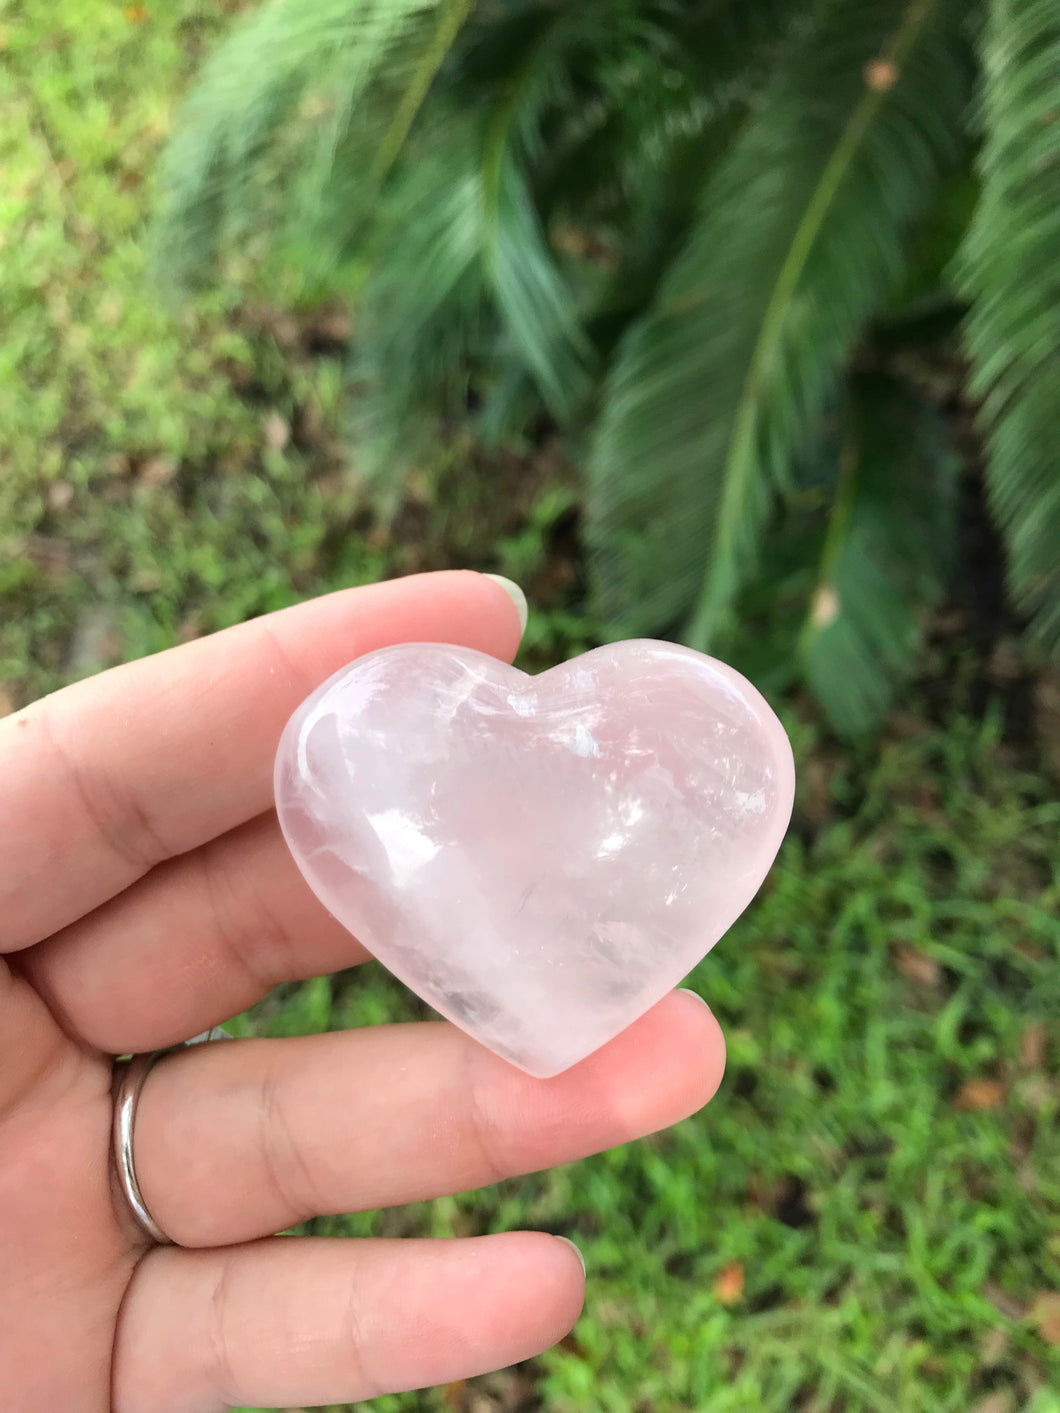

[275,640,794,1077]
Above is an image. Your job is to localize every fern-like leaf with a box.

[587,0,972,646]
[342,117,488,482]
[958,0,1060,648]
[470,4,609,414]
[154,0,599,423]
[800,375,960,737]
[151,0,466,287]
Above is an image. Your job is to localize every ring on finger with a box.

[111,1026,234,1245]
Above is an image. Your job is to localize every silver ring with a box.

[112,1026,233,1245]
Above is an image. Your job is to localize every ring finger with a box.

[128,990,724,1247]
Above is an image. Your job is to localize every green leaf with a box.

[587,0,973,646]
[957,0,1060,649]
[337,2,624,464]
[344,78,597,478]
[151,0,466,287]
[471,5,605,414]
[342,118,489,483]
[800,375,960,738]
[537,0,812,329]
[483,155,592,415]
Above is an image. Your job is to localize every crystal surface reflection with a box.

[274,640,795,1076]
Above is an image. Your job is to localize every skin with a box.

[0,571,726,1413]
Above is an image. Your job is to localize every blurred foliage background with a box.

[150,0,1060,737]
[1,1,1058,1411]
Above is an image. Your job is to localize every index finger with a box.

[0,571,524,951]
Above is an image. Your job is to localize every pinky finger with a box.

[112,1233,585,1413]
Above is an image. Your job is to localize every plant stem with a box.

[686,0,935,651]
[369,0,477,187]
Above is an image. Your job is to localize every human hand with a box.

[0,571,725,1413]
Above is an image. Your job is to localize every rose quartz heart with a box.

[274,640,794,1077]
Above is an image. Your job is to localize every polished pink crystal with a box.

[275,640,795,1077]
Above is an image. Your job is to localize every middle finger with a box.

[128,990,725,1247]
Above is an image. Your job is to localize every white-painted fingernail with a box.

[554,1236,586,1275]
[676,987,710,1009]
[482,574,528,637]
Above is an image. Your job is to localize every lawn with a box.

[1,3,1058,1411]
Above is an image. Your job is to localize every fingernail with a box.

[482,574,528,637]
[554,1236,586,1275]
[676,987,710,1010]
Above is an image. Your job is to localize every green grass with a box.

[237,716,1060,1412]
[0,0,377,701]
[0,0,590,708]
[1,4,1058,1411]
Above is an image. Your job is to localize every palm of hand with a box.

[0,573,723,1413]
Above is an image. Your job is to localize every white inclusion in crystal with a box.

[508,691,537,717]
[366,808,441,886]
[560,721,600,757]
[731,786,768,816]
[596,831,626,859]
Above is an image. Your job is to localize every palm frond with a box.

[342,119,489,482]
[671,0,815,87]
[483,156,592,414]
[800,375,960,737]
[587,0,972,646]
[470,5,613,414]
[342,102,589,478]
[535,0,811,277]
[957,0,1060,648]
[151,0,467,287]
[342,0,619,467]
